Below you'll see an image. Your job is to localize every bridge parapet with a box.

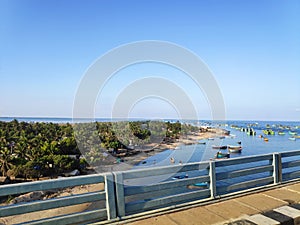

[1,150,300,224]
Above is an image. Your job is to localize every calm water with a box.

[134,120,300,168]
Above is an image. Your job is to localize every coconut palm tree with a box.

[0,144,14,177]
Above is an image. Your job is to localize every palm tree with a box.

[0,145,14,177]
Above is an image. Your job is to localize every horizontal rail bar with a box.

[283,171,300,180]
[281,151,300,158]
[215,154,273,167]
[216,165,273,180]
[282,160,300,169]
[22,209,107,225]
[0,174,105,197]
[122,162,209,180]
[0,191,105,217]
[217,177,274,193]
[125,189,211,214]
[124,176,210,196]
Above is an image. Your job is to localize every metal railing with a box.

[0,174,116,225]
[1,150,300,224]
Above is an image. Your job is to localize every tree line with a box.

[0,119,199,179]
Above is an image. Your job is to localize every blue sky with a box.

[0,0,299,121]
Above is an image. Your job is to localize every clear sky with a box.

[0,0,299,121]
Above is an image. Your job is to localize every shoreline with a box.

[93,127,229,173]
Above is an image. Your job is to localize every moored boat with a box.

[263,129,275,135]
[187,182,208,189]
[247,130,256,136]
[215,151,230,159]
[194,182,208,187]
[212,145,227,150]
[278,131,285,135]
[172,174,188,180]
[289,137,296,141]
[227,145,242,153]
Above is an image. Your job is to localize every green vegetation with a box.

[0,119,199,179]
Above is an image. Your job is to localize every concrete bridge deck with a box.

[120,182,300,225]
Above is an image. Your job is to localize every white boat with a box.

[227,145,242,153]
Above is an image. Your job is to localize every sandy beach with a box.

[108,127,228,170]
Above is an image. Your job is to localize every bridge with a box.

[1,150,300,224]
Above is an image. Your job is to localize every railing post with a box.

[114,172,126,218]
[273,153,282,184]
[105,173,117,220]
[209,161,217,198]
[278,153,282,183]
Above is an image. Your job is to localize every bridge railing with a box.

[0,173,116,225]
[114,161,211,217]
[281,150,300,182]
[213,154,275,196]
[114,150,300,218]
[1,150,300,224]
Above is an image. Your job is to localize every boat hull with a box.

[227,145,242,153]
[212,145,227,150]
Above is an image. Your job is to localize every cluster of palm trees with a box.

[0,119,199,179]
[0,120,82,179]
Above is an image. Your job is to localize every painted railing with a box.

[0,173,116,225]
[114,150,300,218]
[1,150,300,224]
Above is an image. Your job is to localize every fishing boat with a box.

[212,145,227,150]
[289,137,296,141]
[193,182,208,187]
[246,128,256,136]
[278,131,285,135]
[170,157,175,164]
[289,131,297,136]
[187,182,208,189]
[263,129,275,135]
[215,151,230,159]
[227,145,242,153]
[247,131,256,136]
[294,136,300,139]
[192,182,208,188]
[172,174,188,180]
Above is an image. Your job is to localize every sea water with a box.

[134,120,300,168]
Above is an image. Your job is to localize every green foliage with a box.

[0,120,199,177]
